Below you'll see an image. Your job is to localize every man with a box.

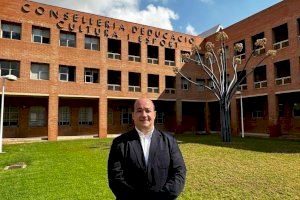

[108,98,186,200]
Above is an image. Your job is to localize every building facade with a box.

[0,0,299,139]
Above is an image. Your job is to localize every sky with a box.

[33,0,282,35]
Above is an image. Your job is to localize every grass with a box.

[0,135,299,200]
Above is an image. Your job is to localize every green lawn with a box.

[0,135,299,200]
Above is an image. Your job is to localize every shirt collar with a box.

[135,126,154,138]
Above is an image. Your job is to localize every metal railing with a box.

[107,52,121,60]
[147,58,158,64]
[128,85,141,92]
[165,88,175,94]
[235,53,246,60]
[237,84,247,91]
[147,87,159,93]
[273,39,289,50]
[128,55,141,62]
[254,47,266,56]
[275,76,291,85]
[165,60,175,66]
[254,80,267,89]
[108,84,121,91]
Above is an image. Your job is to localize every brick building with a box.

[0,0,299,139]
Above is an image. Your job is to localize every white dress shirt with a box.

[135,126,154,166]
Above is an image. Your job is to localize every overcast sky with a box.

[33,0,282,35]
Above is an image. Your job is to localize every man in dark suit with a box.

[108,98,186,200]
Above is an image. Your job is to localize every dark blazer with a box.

[108,128,186,200]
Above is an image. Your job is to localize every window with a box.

[252,110,263,119]
[1,22,21,40]
[108,108,113,125]
[234,39,246,59]
[165,48,175,66]
[79,107,93,125]
[108,70,121,91]
[32,26,50,44]
[30,63,49,80]
[107,38,121,59]
[29,106,46,126]
[180,51,190,63]
[0,60,20,77]
[128,42,141,62]
[4,107,19,126]
[85,35,100,50]
[293,103,300,118]
[84,68,99,83]
[128,72,141,92]
[196,78,205,91]
[58,106,70,125]
[181,77,190,90]
[121,108,132,124]
[147,74,159,93]
[155,112,164,124]
[278,103,284,117]
[207,79,214,89]
[60,31,76,47]
[59,65,76,82]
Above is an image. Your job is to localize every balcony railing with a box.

[147,87,159,93]
[165,60,175,66]
[235,53,246,60]
[107,52,121,60]
[147,58,158,64]
[254,80,267,89]
[128,85,141,92]
[275,76,291,85]
[128,55,141,62]
[273,39,289,50]
[237,84,247,91]
[108,84,121,91]
[165,88,175,94]
[254,47,266,56]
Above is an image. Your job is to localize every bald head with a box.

[134,98,155,112]
[133,98,156,134]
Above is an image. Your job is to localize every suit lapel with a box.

[130,130,146,169]
[147,129,161,170]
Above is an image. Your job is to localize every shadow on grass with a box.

[175,133,300,153]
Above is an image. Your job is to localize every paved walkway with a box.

[3,134,121,145]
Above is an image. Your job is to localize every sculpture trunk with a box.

[220,98,231,143]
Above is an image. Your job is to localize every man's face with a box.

[133,98,156,133]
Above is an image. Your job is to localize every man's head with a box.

[133,98,156,134]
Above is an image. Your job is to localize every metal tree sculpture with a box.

[174,30,276,142]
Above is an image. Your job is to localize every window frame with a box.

[29,106,46,127]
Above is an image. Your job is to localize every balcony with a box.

[108,84,121,91]
[128,85,141,92]
[254,80,267,89]
[165,88,175,94]
[147,87,159,93]
[235,53,245,60]
[254,47,266,56]
[107,52,121,60]
[128,55,141,62]
[275,76,291,85]
[165,60,175,66]
[273,39,289,50]
[147,58,158,64]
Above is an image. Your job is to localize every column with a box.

[230,98,238,136]
[175,100,182,133]
[268,93,280,137]
[48,94,58,141]
[204,102,211,134]
[98,97,107,138]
